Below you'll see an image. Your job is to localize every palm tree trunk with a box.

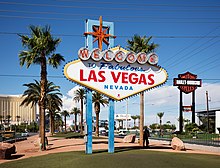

[74,114,77,131]
[49,111,52,134]
[40,54,47,151]
[64,116,67,132]
[50,112,55,135]
[139,92,144,147]
[80,99,83,134]
[160,119,162,136]
[95,112,100,136]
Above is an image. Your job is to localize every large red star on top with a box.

[84,16,116,50]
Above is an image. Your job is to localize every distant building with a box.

[0,95,36,124]
[115,114,132,129]
[196,109,220,134]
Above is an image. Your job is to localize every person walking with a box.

[143,127,150,148]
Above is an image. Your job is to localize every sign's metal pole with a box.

[179,91,183,133]
[85,19,93,154]
[108,98,115,153]
[192,91,195,123]
[86,89,93,154]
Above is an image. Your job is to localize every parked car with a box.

[21,131,29,137]
[100,130,108,136]
[118,130,128,136]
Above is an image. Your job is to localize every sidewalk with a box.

[1,135,219,164]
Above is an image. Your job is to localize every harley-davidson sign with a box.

[64,46,168,101]
[173,72,202,94]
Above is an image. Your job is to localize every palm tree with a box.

[20,80,63,149]
[71,107,80,132]
[127,34,159,53]
[61,110,70,132]
[0,115,3,124]
[16,115,21,125]
[6,115,11,125]
[46,86,62,135]
[73,88,86,134]
[127,34,159,146]
[53,111,62,132]
[92,91,109,136]
[18,25,65,150]
[157,112,164,136]
[131,115,138,127]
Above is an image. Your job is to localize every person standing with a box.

[143,127,150,148]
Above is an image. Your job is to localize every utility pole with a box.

[126,99,128,131]
[206,91,209,133]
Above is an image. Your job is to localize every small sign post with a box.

[173,72,202,132]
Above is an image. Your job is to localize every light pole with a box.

[206,91,211,133]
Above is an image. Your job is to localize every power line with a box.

[2,14,220,23]
[165,38,220,71]
[1,9,220,21]
[1,1,220,12]
[1,31,220,39]
[56,0,220,8]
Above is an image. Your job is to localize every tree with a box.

[61,110,70,132]
[126,34,159,146]
[0,115,3,124]
[157,112,164,136]
[131,115,138,128]
[53,111,62,132]
[149,123,159,131]
[73,88,86,134]
[46,87,62,135]
[20,80,63,148]
[92,91,109,136]
[185,123,199,133]
[6,115,11,125]
[71,107,80,131]
[16,115,21,125]
[18,25,65,150]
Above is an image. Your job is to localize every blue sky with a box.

[0,0,220,127]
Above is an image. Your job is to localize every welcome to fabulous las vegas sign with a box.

[64,46,168,101]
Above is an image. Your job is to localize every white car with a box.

[21,132,29,137]
[118,130,128,136]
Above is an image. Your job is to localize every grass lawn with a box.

[1,149,220,168]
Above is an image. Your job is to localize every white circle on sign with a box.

[148,53,159,65]
[114,51,126,63]
[102,49,115,62]
[126,52,137,64]
[78,47,90,60]
[90,48,102,61]
[137,52,148,64]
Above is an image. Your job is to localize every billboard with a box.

[64,46,168,101]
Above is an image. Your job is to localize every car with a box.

[118,130,128,136]
[100,130,108,136]
[21,132,29,137]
